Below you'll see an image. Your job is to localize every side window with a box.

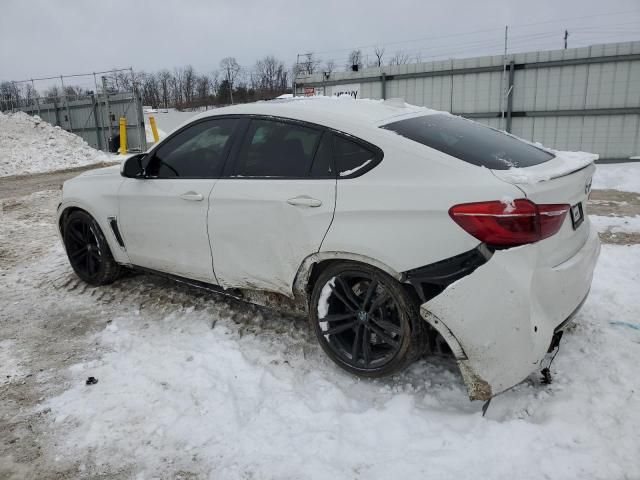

[310,133,334,178]
[235,119,322,178]
[147,118,237,178]
[334,136,377,177]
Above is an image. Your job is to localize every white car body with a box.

[58,97,600,400]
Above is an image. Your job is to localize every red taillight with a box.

[448,199,569,248]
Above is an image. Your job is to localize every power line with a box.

[300,8,640,66]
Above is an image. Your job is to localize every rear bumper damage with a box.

[420,223,601,401]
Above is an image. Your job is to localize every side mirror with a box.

[121,154,147,178]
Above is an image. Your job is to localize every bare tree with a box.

[208,71,220,98]
[171,67,184,108]
[183,65,196,106]
[346,49,363,71]
[43,85,60,101]
[113,71,132,91]
[374,46,385,67]
[255,55,277,90]
[24,83,37,106]
[324,59,336,75]
[195,74,211,107]
[140,72,160,107]
[296,53,321,77]
[0,81,21,109]
[62,85,86,99]
[157,70,171,109]
[220,57,240,104]
[389,51,411,66]
[254,55,288,99]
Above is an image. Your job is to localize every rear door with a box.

[118,117,239,283]
[208,118,336,295]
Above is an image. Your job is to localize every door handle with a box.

[287,196,322,207]
[179,191,204,201]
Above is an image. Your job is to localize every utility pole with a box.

[32,79,41,117]
[293,53,300,97]
[60,75,73,132]
[102,76,113,141]
[564,30,569,49]
[499,25,509,130]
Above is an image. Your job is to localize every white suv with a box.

[57,98,600,401]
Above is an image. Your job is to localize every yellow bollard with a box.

[119,117,127,154]
[149,115,160,143]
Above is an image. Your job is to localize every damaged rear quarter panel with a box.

[424,244,550,398]
[423,224,599,400]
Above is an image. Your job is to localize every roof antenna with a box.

[564,30,569,49]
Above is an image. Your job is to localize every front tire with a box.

[63,210,122,286]
[309,261,426,378]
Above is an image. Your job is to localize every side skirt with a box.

[129,266,308,316]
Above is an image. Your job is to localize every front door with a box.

[209,118,336,295]
[118,117,239,283]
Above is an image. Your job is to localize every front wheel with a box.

[63,210,122,286]
[309,262,426,378]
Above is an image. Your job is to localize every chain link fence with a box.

[1,68,147,152]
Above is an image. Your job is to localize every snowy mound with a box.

[0,111,112,177]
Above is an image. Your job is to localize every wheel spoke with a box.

[351,324,362,361]
[320,312,356,323]
[69,247,86,261]
[329,284,357,312]
[335,277,361,310]
[88,227,98,246]
[68,226,84,243]
[324,321,357,336]
[367,291,391,313]
[362,327,371,367]
[370,315,402,336]
[86,252,92,273]
[362,279,378,310]
[369,322,399,348]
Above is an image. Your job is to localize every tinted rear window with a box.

[381,114,554,170]
[334,136,376,177]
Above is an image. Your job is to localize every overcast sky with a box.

[1,0,639,85]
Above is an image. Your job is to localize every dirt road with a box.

[0,162,119,200]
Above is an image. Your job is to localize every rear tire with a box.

[309,261,426,378]
[63,210,122,286]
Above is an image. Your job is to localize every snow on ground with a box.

[593,162,640,193]
[22,243,637,479]
[144,109,197,136]
[0,192,637,478]
[590,214,640,234]
[0,111,112,177]
[0,340,25,386]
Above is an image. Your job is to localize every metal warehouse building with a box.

[295,41,640,162]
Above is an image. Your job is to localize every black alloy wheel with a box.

[310,262,426,377]
[63,210,122,286]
